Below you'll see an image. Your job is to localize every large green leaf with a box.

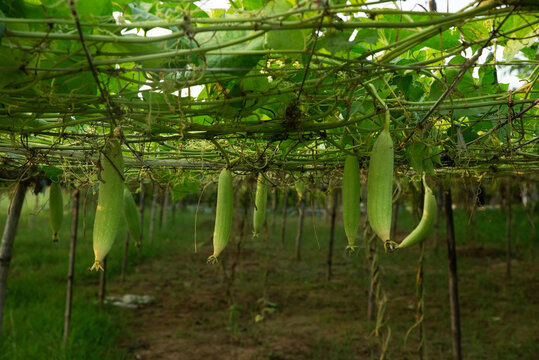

[202,33,264,75]
[446,55,477,96]
[415,27,460,51]
[265,29,307,52]
[0,0,25,17]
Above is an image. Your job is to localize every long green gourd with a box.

[90,134,124,271]
[366,84,397,251]
[397,175,437,249]
[253,173,267,238]
[342,155,360,251]
[49,181,63,242]
[208,168,233,263]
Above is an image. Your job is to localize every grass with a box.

[0,190,208,360]
[0,189,538,359]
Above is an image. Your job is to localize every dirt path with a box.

[112,245,374,360]
[111,238,539,360]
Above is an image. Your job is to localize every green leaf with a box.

[241,75,271,93]
[0,0,25,17]
[76,0,112,20]
[417,27,460,51]
[503,35,536,61]
[446,55,476,96]
[478,65,498,95]
[100,40,164,68]
[0,10,5,41]
[242,0,264,10]
[170,174,200,201]
[126,3,179,32]
[405,142,426,173]
[38,165,63,182]
[317,31,354,53]
[204,35,264,75]
[265,29,306,51]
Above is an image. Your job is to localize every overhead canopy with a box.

[0,0,538,186]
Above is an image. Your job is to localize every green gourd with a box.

[253,173,267,238]
[367,117,396,251]
[397,175,437,249]
[49,182,63,242]
[208,168,233,263]
[90,136,124,271]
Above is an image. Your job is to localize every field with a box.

[0,191,537,360]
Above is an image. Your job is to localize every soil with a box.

[111,230,539,360]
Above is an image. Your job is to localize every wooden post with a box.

[443,184,462,360]
[390,199,400,242]
[434,187,443,252]
[137,181,145,254]
[149,183,158,244]
[416,241,426,360]
[158,187,167,229]
[366,234,376,321]
[162,187,170,226]
[98,257,107,307]
[280,187,289,246]
[31,193,40,228]
[121,232,129,282]
[505,181,512,278]
[295,196,306,261]
[326,189,338,281]
[63,189,80,345]
[270,187,278,229]
[0,183,27,343]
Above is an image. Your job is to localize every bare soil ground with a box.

[111,227,539,360]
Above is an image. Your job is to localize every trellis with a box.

[0,0,538,186]
[0,1,538,358]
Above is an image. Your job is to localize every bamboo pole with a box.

[98,257,107,307]
[443,184,462,360]
[295,196,306,261]
[434,187,443,252]
[138,181,145,253]
[0,183,27,343]
[63,189,80,345]
[280,187,289,247]
[149,183,158,244]
[121,233,129,282]
[162,187,170,226]
[390,198,400,242]
[505,181,512,278]
[326,188,338,281]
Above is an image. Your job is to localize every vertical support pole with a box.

[149,183,158,244]
[434,187,443,252]
[416,241,426,360]
[0,183,27,343]
[121,232,129,282]
[31,193,39,228]
[326,189,338,281]
[295,197,305,261]
[280,187,289,246]
[64,189,80,345]
[98,257,107,307]
[366,233,377,321]
[270,187,278,230]
[390,199,400,242]
[138,181,145,254]
[443,183,462,360]
[505,181,512,278]
[162,187,170,227]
